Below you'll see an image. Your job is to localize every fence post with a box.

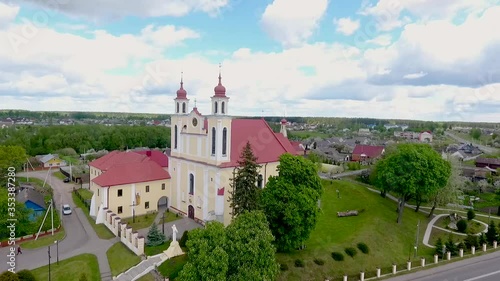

[482,243,487,252]
[420,257,425,267]
[472,246,476,255]
[360,271,365,281]
[459,248,464,257]
[392,264,397,274]
[376,268,381,278]
[434,254,438,264]
[446,252,451,261]
[407,261,411,271]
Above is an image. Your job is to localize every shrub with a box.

[464,234,479,249]
[344,247,357,258]
[78,273,88,281]
[294,259,305,267]
[435,237,445,258]
[357,242,370,254]
[179,230,189,248]
[16,270,36,281]
[486,221,498,244]
[467,209,475,221]
[0,271,20,281]
[479,233,487,245]
[457,219,468,233]
[445,235,458,256]
[313,258,325,265]
[457,241,466,250]
[331,252,344,261]
[280,264,288,271]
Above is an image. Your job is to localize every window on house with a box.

[189,173,194,195]
[182,102,186,113]
[161,183,165,190]
[221,101,225,114]
[118,206,123,214]
[146,185,150,193]
[145,202,149,209]
[211,127,216,155]
[257,174,263,188]
[214,102,218,113]
[174,125,178,149]
[117,189,122,197]
[222,128,227,156]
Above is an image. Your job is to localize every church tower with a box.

[172,73,189,154]
[211,64,229,116]
[174,72,189,114]
[280,118,287,138]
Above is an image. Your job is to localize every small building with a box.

[418,131,433,142]
[475,158,500,170]
[16,188,46,219]
[351,145,385,163]
[36,154,67,168]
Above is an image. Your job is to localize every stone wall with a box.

[102,208,145,256]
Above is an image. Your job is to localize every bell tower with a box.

[174,72,189,114]
[211,64,229,116]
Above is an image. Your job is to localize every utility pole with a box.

[48,246,51,281]
[51,199,54,236]
[130,201,137,223]
[162,211,165,234]
[414,219,420,258]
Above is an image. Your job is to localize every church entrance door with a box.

[188,205,194,219]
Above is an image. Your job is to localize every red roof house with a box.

[93,160,171,187]
[351,145,385,162]
[219,118,298,167]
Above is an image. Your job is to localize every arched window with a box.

[182,102,186,113]
[176,102,179,113]
[222,128,227,156]
[174,125,178,149]
[211,127,216,155]
[257,174,263,188]
[214,102,218,114]
[221,101,225,114]
[189,173,194,195]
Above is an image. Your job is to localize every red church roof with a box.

[219,118,297,167]
[135,150,169,167]
[93,160,171,187]
[352,145,385,158]
[89,151,147,171]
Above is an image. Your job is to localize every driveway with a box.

[1,170,116,280]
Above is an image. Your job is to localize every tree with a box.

[225,211,279,281]
[0,271,19,281]
[445,235,457,256]
[146,224,166,246]
[467,209,475,221]
[16,270,36,281]
[486,221,498,244]
[229,141,262,218]
[428,157,464,217]
[177,222,228,281]
[261,153,323,252]
[434,237,444,258]
[470,128,481,140]
[374,144,451,223]
[179,230,189,248]
[0,189,33,240]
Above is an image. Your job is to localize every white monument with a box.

[162,224,184,259]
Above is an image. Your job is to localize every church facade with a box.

[168,70,299,226]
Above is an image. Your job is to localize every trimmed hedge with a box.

[331,252,344,261]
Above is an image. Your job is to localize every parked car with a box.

[62,204,72,215]
[63,178,70,183]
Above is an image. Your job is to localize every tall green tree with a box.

[470,128,482,140]
[486,221,498,244]
[374,143,451,223]
[0,145,27,170]
[177,222,228,281]
[228,141,262,218]
[261,153,323,252]
[428,157,464,217]
[226,211,279,281]
[146,224,166,246]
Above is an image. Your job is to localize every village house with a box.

[35,154,67,168]
[351,145,385,163]
[475,158,500,170]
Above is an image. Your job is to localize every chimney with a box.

[146,150,151,157]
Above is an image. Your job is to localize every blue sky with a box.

[1,0,500,122]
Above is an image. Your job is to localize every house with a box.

[358,128,371,136]
[475,158,500,170]
[418,131,433,142]
[16,188,46,219]
[91,72,299,226]
[36,154,67,168]
[89,150,171,219]
[447,144,483,161]
[393,131,433,142]
[351,145,385,162]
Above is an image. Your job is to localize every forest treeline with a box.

[0,125,170,156]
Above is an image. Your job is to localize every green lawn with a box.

[53,171,67,180]
[76,188,94,200]
[276,179,435,281]
[122,212,158,229]
[21,228,66,249]
[137,273,156,281]
[145,241,172,256]
[157,254,188,280]
[72,191,115,239]
[289,130,332,140]
[31,253,100,281]
[107,242,141,277]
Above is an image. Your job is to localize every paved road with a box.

[385,250,500,281]
[1,171,116,280]
[445,131,498,154]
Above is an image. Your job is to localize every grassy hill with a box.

[277,179,435,281]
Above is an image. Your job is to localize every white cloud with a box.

[366,34,392,46]
[403,72,427,79]
[55,23,87,31]
[0,3,19,28]
[260,0,329,47]
[13,0,230,20]
[334,17,360,35]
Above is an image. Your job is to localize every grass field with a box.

[122,213,157,229]
[276,179,435,281]
[137,273,156,281]
[107,242,141,276]
[21,228,66,249]
[72,190,115,239]
[145,241,171,256]
[289,130,332,139]
[31,253,100,281]
[158,254,188,280]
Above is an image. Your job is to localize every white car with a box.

[62,204,72,215]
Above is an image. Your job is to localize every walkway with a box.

[115,254,165,281]
[1,171,117,280]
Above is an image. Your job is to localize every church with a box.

[169,69,302,226]
[89,68,302,227]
